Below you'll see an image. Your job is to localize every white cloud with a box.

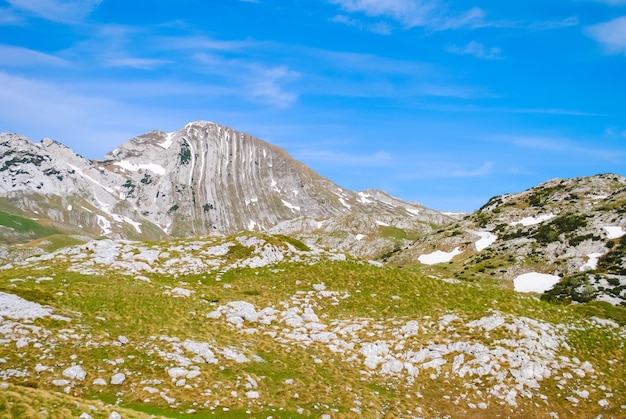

[297,149,393,167]
[329,0,484,31]
[592,0,626,4]
[330,0,436,27]
[397,161,495,179]
[0,44,68,66]
[492,135,624,161]
[191,53,300,108]
[249,65,300,108]
[434,162,494,177]
[0,71,180,157]
[330,14,391,34]
[105,57,171,70]
[586,16,626,54]
[6,0,102,23]
[435,7,484,31]
[0,7,23,25]
[447,41,503,60]
[528,16,578,31]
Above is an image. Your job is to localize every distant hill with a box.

[387,173,626,306]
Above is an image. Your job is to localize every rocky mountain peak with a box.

[0,122,450,259]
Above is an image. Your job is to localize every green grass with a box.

[0,210,60,242]
[0,240,625,418]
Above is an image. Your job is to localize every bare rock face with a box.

[0,121,451,257]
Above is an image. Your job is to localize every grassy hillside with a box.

[0,235,624,418]
[0,210,60,244]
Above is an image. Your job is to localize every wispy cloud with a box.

[330,14,391,34]
[397,161,495,179]
[0,7,23,25]
[105,57,171,70]
[249,65,300,108]
[0,71,172,157]
[433,162,494,177]
[591,0,626,5]
[297,148,393,167]
[6,0,102,24]
[192,53,300,108]
[528,16,578,31]
[328,0,484,32]
[329,0,436,27]
[434,7,485,31]
[447,41,503,60]
[0,44,68,66]
[586,16,626,55]
[504,108,602,116]
[493,135,624,161]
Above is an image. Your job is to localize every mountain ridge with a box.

[0,121,450,259]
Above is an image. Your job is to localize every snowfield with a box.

[513,272,561,293]
[418,247,463,265]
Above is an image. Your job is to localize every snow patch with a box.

[375,220,389,227]
[113,161,165,175]
[418,247,463,265]
[67,163,114,194]
[510,213,555,227]
[159,132,175,149]
[281,200,300,212]
[339,198,351,209]
[406,208,420,216]
[604,226,625,239]
[513,272,560,293]
[355,234,366,241]
[580,253,604,271]
[472,231,497,252]
[96,215,112,235]
[357,192,373,204]
[123,217,142,234]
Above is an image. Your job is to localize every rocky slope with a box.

[0,121,451,259]
[388,174,626,305]
[0,233,624,418]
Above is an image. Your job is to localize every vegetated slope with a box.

[0,121,451,260]
[0,233,624,418]
[388,174,626,305]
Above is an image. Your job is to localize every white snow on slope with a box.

[123,217,142,234]
[339,198,351,209]
[357,192,372,204]
[510,213,555,227]
[405,208,420,216]
[355,234,366,241]
[96,215,112,235]
[418,247,462,265]
[67,163,114,194]
[281,200,300,212]
[159,132,175,149]
[113,161,165,175]
[513,272,560,293]
[580,253,604,272]
[472,231,497,252]
[375,220,389,227]
[604,226,625,239]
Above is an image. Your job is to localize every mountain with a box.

[0,121,451,259]
[1,123,625,418]
[388,173,626,306]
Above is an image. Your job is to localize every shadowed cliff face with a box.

[0,121,450,255]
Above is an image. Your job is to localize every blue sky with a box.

[1,0,625,212]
